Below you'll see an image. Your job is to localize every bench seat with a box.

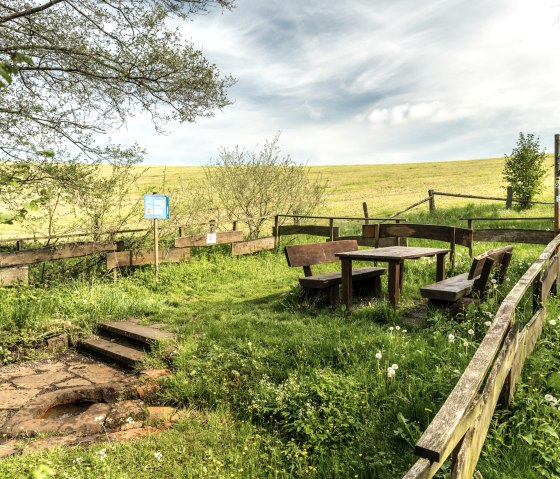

[420,272,474,302]
[300,266,386,289]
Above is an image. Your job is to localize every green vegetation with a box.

[0,203,558,477]
[503,133,547,210]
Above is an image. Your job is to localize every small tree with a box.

[503,133,547,209]
[204,134,328,238]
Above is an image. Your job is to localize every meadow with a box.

[0,159,558,478]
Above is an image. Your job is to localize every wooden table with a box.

[335,246,450,308]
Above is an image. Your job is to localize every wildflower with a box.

[463,341,468,347]
[448,333,455,343]
[550,320,557,326]
[545,394,556,403]
[484,321,492,327]
[467,329,475,336]
[387,367,396,378]
[391,363,399,370]
[125,417,135,425]
[389,326,394,332]
[486,312,494,318]
[491,278,497,284]
[96,448,107,461]
[154,451,163,462]
[402,329,407,333]
[375,351,382,360]
[395,326,401,331]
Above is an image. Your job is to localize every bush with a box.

[503,133,547,209]
[204,133,328,238]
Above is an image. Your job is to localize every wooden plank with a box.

[475,229,554,245]
[334,235,397,247]
[415,302,514,463]
[231,237,275,256]
[541,254,559,299]
[273,225,339,238]
[402,458,437,479]
[420,273,473,302]
[175,230,244,247]
[363,223,471,248]
[0,266,28,285]
[285,240,358,267]
[107,247,190,269]
[451,327,518,479]
[0,242,119,267]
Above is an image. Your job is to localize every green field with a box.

[0,158,559,478]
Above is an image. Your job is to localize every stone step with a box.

[78,337,144,368]
[99,321,174,346]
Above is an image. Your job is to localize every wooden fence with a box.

[403,233,560,478]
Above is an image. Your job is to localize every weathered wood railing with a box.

[403,234,560,478]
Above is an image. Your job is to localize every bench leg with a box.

[388,261,401,308]
[327,285,339,307]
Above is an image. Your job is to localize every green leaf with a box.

[521,433,533,445]
[539,423,559,439]
[547,372,560,392]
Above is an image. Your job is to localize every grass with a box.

[0,205,558,477]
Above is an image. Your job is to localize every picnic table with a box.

[335,246,450,308]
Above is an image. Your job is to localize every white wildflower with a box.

[125,416,135,425]
[545,394,556,403]
[484,321,492,327]
[391,363,398,370]
[491,278,497,284]
[154,451,163,462]
[395,326,401,331]
[467,329,475,336]
[375,351,382,360]
[550,319,557,326]
[402,329,407,333]
[389,326,394,332]
[448,334,455,343]
[387,367,396,378]
[463,341,468,347]
[96,448,107,461]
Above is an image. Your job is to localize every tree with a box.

[0,0,235,224]
[204,134,328,238]
[503,133,547,210]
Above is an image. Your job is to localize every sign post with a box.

[556,135,560,237]
[144,193,170,279]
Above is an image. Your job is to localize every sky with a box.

[115,0,560,166]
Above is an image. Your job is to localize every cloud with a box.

[110,0,560,165]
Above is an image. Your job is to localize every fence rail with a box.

[403,233,560,478]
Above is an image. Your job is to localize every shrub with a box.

[503,133,547,210]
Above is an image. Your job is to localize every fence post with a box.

[506,186,513,209]
[209,220,216,233]
[329,218,335,241]
[274,215,280,249]
[533,273,543,313]
[232,220,238,231]
[178,227,183,237]
[16,240,24,251]
[362,202,369,224]
[428,189,435,212]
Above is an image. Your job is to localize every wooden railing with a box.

[403,234,560,478]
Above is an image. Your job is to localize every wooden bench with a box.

[284,240,386,306]
[420,245,513,308]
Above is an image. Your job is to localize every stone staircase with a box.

[78,320,175,368]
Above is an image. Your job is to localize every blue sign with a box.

[144,194,169,219]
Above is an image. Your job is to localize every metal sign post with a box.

[144,193,170,279]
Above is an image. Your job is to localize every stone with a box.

[136,383,160,401]
[104,400,146,432]
[146,406,177,425]
[12,370,73,389]
[139,369,171,381]
[0,388,40,410]
[55,378,93,388]
[46,334,68,354]
[69,363,129,384]
[0,440,21,458]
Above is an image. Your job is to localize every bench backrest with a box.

[285,240,359,277]
[468,245,513,296]
[362,223,474,268]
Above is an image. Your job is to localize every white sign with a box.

[206,233,217,244]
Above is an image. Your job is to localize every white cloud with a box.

[110,0,560,165]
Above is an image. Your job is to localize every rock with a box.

[139,369,171,381]
[46,334,68,354]
[104,400,146,431]
[0,388,41,410]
